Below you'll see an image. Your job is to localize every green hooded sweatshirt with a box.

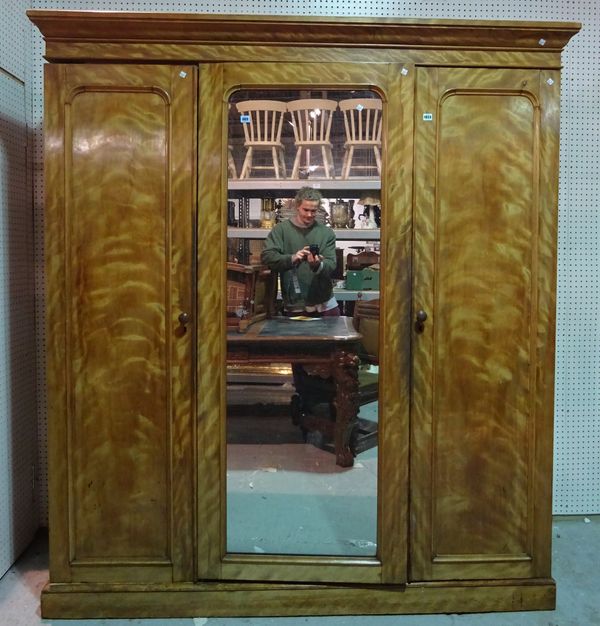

[261,219,337,311]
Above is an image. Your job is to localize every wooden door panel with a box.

[69,85,171,560]
[434,88,535,558]
[411,67,556,581]
[45,64,196,582]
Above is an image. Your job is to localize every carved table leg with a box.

[332,349,360,467]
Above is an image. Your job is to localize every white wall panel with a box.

[0,0,28,81]
[0,0,38,577]
[28,0,599,516]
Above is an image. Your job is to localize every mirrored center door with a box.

[197,62,412,585]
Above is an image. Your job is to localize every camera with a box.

[309,244,320,256]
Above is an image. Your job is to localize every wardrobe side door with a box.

[411,66,559,581]
[45,64,196,583]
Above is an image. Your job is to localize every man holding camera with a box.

[261,186,340,317]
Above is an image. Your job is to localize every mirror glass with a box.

[225,88,381,557]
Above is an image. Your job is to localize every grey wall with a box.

[0,0,38,577]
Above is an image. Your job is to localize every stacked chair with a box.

[338,98,383,179]
[286,98,338,179]
[234,97,382,179]
[236,100,288,179]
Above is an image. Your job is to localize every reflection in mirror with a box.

[225,89,381,557]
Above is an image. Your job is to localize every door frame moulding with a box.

[41,578,556,618]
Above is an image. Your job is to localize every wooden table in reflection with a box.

[227,316,361,467]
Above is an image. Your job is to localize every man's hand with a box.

[292,246,322,270]
[307,251,322,271]
[292,246,310,265]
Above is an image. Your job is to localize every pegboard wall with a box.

[26,0,599,520]
[0,0,38,577]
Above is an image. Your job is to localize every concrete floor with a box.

[226,402,378,557]
[0,515,598,626]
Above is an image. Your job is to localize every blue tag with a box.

[240,114,250,123]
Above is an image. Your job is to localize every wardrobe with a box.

[28,10,579,618]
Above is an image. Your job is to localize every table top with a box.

[227,315,361,344]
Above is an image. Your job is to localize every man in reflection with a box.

[261,186,340,317]
[261,186,340,427]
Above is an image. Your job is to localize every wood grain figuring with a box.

[196,63,226,581]
[68,77,170,561]
[434,87,537,556]
[531,68,561,578]
[40,579,555,618]
[220,555,381,584]
[46,64,196,581]
[411,67,547,581]
[378,64,413,584]
[27,10,580,52]
[44,64,71,582]
[166,65,197,583]
[223,62,390,98]
[410,65,439,584]
[36,43,566,70]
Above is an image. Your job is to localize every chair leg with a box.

[321,145,331,178]
[374,145,382,176]
[228,145,237,179]
[342,146,353,179]
[278,147,287,178]
[340,149,348,180]
[345,147,352,179]
[324,144,335,179]
[291,146,302,179]
[240,147,253,179]
[272,147,280,179]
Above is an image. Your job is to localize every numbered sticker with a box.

[240,114,250,123]
[422,113,433,122]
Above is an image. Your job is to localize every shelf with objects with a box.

[226,85,382,308]
[226,192,381,310]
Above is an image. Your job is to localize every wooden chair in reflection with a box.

[227,103,238,179]
[286,99,337,179]
[226,262,276,332]
[235,100,287,179]
[339,98,382,179]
